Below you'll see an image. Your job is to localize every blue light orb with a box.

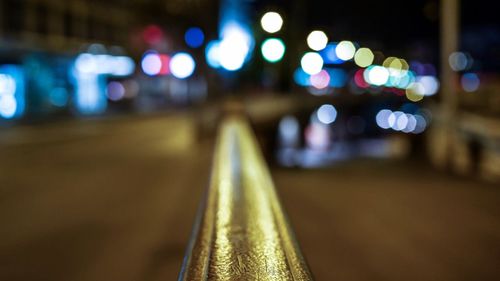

[293,68,310,87]
[325,68,347,88]
[461,73,480,92]
[320,43,343,64]
[185,27,205,48]
[49,87,69,107]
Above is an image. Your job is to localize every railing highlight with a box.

[179,116,313,280]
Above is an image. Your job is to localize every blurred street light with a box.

[335,41,356,61]
[354,48,374,68]
[170,52,196,79]
[260,12,283,33]
[300,52,324,75]
[307,30,328,51]
[261,38,286,63]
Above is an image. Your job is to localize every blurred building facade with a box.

[0,0,134,52]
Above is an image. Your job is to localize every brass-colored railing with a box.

[179,116,313,280]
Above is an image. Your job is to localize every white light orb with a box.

[218,24,251,71]
[169,52,195,79]
[376,109,392,129]
[260,12,283,33]
[402,114,417,133]
[111,56,135,76]
[300,52,323,75]
[75,53,97,74]
[141,53,162,76]
[316,104,337,125]
[449,52,468,71]
[307,30,328,51]
[0,95,17,119]
[335,41,356,61]
[261,38,286,63]
[0,74,16,96]
[394,112,409,131]
[365,66,389,86]
[417,76,440,96]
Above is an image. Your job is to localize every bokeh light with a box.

[382,57,397,68]
[376,109,428,134]
[376,109,392,129]
[354,48,374,68]
[335,41,356,61]
[405,82,425,102]
[106,81,125,101]
[305,122,331,150]
[205,40,221,68]
[365,65,389,86]
[49,88,69,107]
[279,115,300,147]
[141,52,162,76]
[110,56,136,76]
[413,115,427,134]
[219,23,252,71]
[0,95,16,118]
[75,53,97,74]
[184,27,205,48]
[293,67,310,86]
[0,70,20,119]
[261,38,286,63]
[0,74,16,97]
[390,70,415,89]
[260,12,283,33]
[449,52,469,71]
[316,104,337,125]
[417,76,439,96]
[310,70,330,89]
[392,111,408,131]
[307,30,328,51]
[75,53,135,76]
[159,54,171,75]
[354,69,370,88]
[402,114,417,133]
[325,68,348,88]
[461,73,480,92]
[170,52,195,79]
[384,58,409,80]
[320,43,343,64]
[142,25,164,45]
[300,52,323,75]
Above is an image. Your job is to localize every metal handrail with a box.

[179,116,313,280]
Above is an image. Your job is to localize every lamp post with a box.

[440,0,460,167]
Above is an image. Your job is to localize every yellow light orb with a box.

[383,57,397,68]
[405,82,425,102]
[354,48,374,68]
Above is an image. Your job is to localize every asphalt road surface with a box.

[274,161,500,281]
[0,114,212,281]
[1,114,499,281]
